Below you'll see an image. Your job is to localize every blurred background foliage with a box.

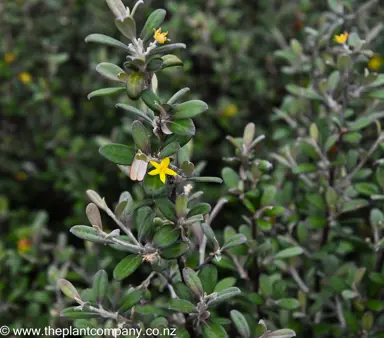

[0,0,383,332]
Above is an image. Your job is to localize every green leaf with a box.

[293,163,317,174]
[328,0,343,13]
[116,103,153,123]
[99,143,135,165]
[96,62,125,82]
[149,43,186,57]
[92,270,108,305]
[261,186,277,206]
[366,300,384,312]
[168,299,196,313]
[160,241,189,259]
[155,198,177,221]
[306,193,326,210]
[58,279,81,301]
[61,307,98,319]
[260,275,273,296]
[214,277,236,292]
[277,298,300,310]
[168,88,190,105]
[115,16,136,40]
[113,255,142,281]
[159,142,180,159]
[370,209,384,226]
[222,234,247,251]
[167,118,196,136]
[132,120,150,152]
[202,322,228,338]
[355,183,379,196]
[201,223,219,249]
[119,290,144,313]
[337,55,352,71]
[140,9,167,42]
[173,283,193,303]
[108,236,141,254]
[207,287,241,306]
[266,329,296,338]
[85,33,129,50]
[162,54,183,69]
[199,265,218,294]
[188,203,211,217]
[150,316,168,329]
[142,89,162,111]
[230,310,250,338]
[222,167,239,189]
[147,57,163,72]
[182,267,204,298]
[275,247,304,259]
[174,328,191,338]
[188,176,223,184]
[361,312,374,331]
[143,174,166,196]
[368,89,384,100]
[136,206,155,242]
[328,70,340,91]
[326,187,338,206]
[349,117,373,131]
[126,71,145,100]
[87,87,125,100]
[325,134,339,151]
[286,84,323,100]
[70,225,104,244]
[341,199,369,213]
[172,100,208,119]
[152,225,180,248]
[176,194,188,218]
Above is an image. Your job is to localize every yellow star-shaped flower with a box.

[153,27,169,44]
[4,52,16,64]
[18,72,32,85]
[334,32,348,44]
[368,55,383,72]
[148,157,177,184]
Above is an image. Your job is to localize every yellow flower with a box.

[17,238,31,254]
[368,55,383,72]
[153,27,169,44]
[148,157,177,184]
[4,52,16,64]
[223,103,238,117]
[18,72,32,85]
[334,32,349,44]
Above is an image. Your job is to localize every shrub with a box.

[58,0,296,337]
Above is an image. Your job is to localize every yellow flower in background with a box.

[148,157,177,183]
[15,171,28,181]
[4,52,16,64]
[17,238,32,254]
[223,103,238,117]
[18,72,32,85]
[368,55,383,72]
[334,32,348,44]
[154,27,169,44]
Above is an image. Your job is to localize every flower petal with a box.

[148,168,160,176]
[160,172,166,184]
[164,168,177,176]
[150,160,160,169]
[161,157,170,167]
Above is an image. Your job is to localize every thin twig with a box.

[289,266,309,293]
